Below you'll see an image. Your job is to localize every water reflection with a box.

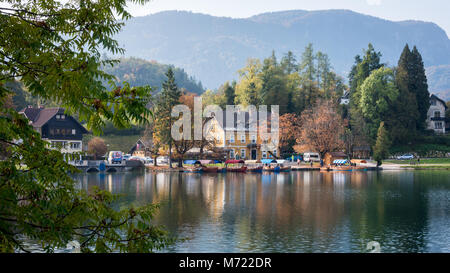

[73,170,450,253]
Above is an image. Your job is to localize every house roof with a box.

[19,106,87,133]
[430,94,448,110]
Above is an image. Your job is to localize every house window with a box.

[56,115,60,119]
[262,151,267,158]
[240,134,245,143]
[240,149,246,158]
[251,135,256,144]
[435,122,443,129]
[72,129,76,135]
[70,142,80,149]
[50,129,54,135]
[434,111,441,118]
[61,115,65,119]
[55,128,60,134]
[430,99,436,106]
[230,149,235,158]
[229,134,235,143]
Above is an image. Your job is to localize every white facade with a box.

[427,95,447,134]
[46,139,83,154]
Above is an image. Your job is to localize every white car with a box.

[156,156,169,165]
[303,152,321,162]
[397,154,414,160]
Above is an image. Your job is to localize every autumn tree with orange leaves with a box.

[294,100,345,157]
[279,113,302,156]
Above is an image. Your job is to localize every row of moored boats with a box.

[183,159,291,173]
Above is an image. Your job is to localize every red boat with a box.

[225,159,247,172]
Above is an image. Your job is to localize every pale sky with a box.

[126,0,450,38]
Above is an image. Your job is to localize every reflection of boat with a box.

[247,160,263,172]
[199,160,220,173]
[225,160,247,172]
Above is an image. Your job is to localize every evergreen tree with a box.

[224,81,236,106]
[373,122,391,166]
[260,55,289,113]
[388,44,419,144]
[281,51,297,74]
[154,68,181,168]
[410,46,430,131]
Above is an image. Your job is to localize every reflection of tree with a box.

[72,170,439,252]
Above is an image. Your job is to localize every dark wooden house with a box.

[19,106,88,153]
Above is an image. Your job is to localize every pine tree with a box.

[281,51,297,74]
[410,46,430,131]
[154,67,181,168]
[223,81,235,106]
[388,44,419,144]
[373,122,391,166]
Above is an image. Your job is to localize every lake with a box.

[74,170,450,253]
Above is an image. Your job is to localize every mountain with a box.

[115,9,450,94]
[103,57,205,94]
[426,65,450,100]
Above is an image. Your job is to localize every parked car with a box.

[397,154,414,160]
[156,156,169,165]
[303,152,321,162]
[108,151,123,164]
[122,154,131,161]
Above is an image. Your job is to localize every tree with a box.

[410,46,431,131]
[279,113,302,156]
[348,44,383,141]
[88,137,108,159]
[259,54,290,113]
[373,122,391,166]
[388,44,419,144]
[359,67,399,142]
[234,59,262,105]
[153,68,182,169]
[281,51,297,74]
[295,100,345,158]
[223,81,236,106]
[0,1,173,253]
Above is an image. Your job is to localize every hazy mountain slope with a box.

[115,10,450,92]
[103,57,204,94]
[426,65,450,100]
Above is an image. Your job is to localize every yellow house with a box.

[205,110,279,160]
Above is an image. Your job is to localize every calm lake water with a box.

[73,170,450,253]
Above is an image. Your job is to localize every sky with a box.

[126,0,450,38]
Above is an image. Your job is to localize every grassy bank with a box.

[384,158,450,164]
[400,165,450,170]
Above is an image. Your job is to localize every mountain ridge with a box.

[115,9,450,99]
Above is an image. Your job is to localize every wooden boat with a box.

[247,166,263,173]
[225,159,247,172]
[201,166,218,173]
[333,166,353,172]
[184,167,203,173]
[279,166,291,172]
